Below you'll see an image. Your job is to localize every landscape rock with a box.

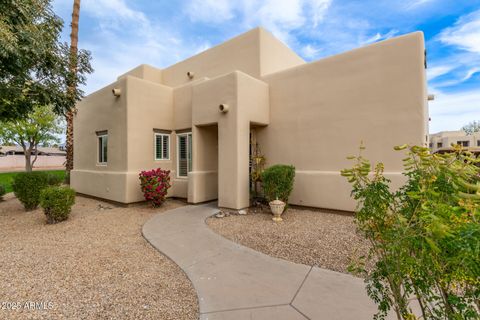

[215,212,225,218]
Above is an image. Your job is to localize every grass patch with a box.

[0,170,66,193]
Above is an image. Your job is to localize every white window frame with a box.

[154,133,170,161]
[177,132,192,178]
[97,134,108,165]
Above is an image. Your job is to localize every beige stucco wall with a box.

[173,79,209,130]
[118,64,162,84]
[259,28,305,76]
[191,71,269,208]
[257,32,427,211]
[72,28,428,211]
[161,28,304,88]
[124,76,175,202]
[72,75,183,203]
[161,29,262,88]
[189,124,218,203]
[71,77,129,202]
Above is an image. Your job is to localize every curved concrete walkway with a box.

[143,203,391,320]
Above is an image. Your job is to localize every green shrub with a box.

[261,164,295,203]
[46,172,63,186]
[64,171,70,184]
[12,172,49,210]
[40,186,75,224]
[342,144,480,320]
[0,184,6,201]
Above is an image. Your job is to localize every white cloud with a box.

[405,0,435,10]
[193,42,212,54]
[308,0,332,27]
[461,67,480,81]
[428,89,480,133]
[75,0,333,92]
[362,29,398,44]
[427,11,480,93]
[438,9,480,53]
[184,0,234,24]
[74,0,213,93]
[53,0,480,135]
[429,66,480,89]
[426,65,455,81]
[182,0,332,45]
[243,0,332,46]
[301,44,322,59]
[82,0,148,25]
[243,0,306,43]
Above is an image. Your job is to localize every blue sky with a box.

[52,0,480,133]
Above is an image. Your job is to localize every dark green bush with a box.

[40,186,75,224]
[46,173,63,186]
[12,172,49,210]
[0,184,6,201]
[261,164,295,203]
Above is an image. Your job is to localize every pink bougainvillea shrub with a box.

[139,168,171,207]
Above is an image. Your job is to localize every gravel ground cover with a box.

[0,194,198,320]
[206,207,370,274]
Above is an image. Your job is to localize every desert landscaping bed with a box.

[0,194,198,320]
[206,207,370,274]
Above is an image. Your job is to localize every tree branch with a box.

[31,144,39,167]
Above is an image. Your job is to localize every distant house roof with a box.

[433,146,480,156]
[0,145,66,156]
[429,130,466,137]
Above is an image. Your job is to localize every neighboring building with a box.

[0,145,66,156]
[0,145,66,170]
[429,131,480,153]
[72,28,429,211]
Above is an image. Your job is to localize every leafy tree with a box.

[342,144,480,319]
[0,105,63,172]
[0,0,93,120]
[462,120,480,135]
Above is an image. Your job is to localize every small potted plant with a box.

[269,198,285,222]
[261,164,295,222]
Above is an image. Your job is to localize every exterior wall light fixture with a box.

[219,104,229,113]
[112,88,121,97]
[187,71,194,79]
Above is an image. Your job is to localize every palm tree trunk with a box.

[66,0,81,176]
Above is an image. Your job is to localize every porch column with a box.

[191,71,269,210]
[218,119,250,209]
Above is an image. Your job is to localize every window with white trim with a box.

[154,133,170,160]
[98,134,108,164]
[177,133,192,177]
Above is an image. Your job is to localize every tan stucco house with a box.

[72,27,429,211]
[429,131,480,153]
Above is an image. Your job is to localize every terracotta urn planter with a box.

[269,199,286,222]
